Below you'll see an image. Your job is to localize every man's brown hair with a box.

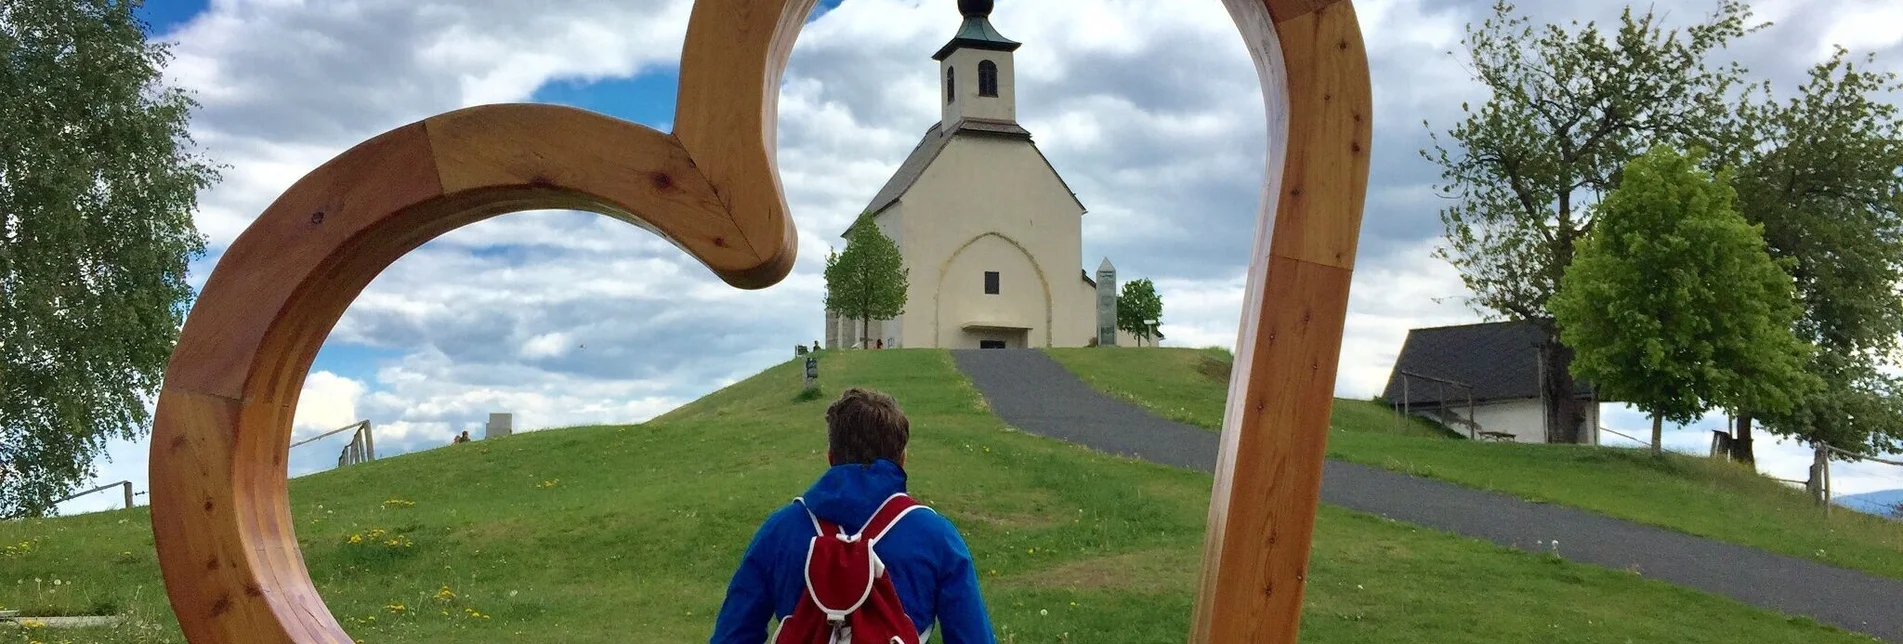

[826,388,910,465]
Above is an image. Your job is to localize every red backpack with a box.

[772,493,930,644]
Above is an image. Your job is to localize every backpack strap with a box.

[861,493,931,546]
[791,494,932,544]
[792,497,839,538]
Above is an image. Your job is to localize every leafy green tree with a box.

[1719,47,1903,463]
[823,219,907,348]
[1422,0,1763,443]
[1552,146,1813,455]
[1116,278,1162,346]
[1,0,220,517]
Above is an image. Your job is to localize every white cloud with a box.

[50,0,1903,514]
[1810,1,1903,58]
[291,371,368,439]
[1157,238,1483,398]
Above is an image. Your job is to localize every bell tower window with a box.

[946,67,956,104]
[979,60,998,97]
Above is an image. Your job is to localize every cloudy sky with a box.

[55,0,1903,512]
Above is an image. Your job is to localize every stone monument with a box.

[1095,257,1118,346]
[484,413,513,440]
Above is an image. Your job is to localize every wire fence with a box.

[1811,442,1903,520]
[53,480,140,511]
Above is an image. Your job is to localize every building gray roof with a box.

[1380,319,1597,408]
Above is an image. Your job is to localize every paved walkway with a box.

[950,348,1903,642]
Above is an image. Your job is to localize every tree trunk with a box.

[860,316,870,349]
[1539,335,1587,444]
[1651,413,1664,457]
[1808,442,1828,504]
[1731,415,1756,468]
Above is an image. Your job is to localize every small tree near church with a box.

[1117,278,1163,346]
[824,220,908,348]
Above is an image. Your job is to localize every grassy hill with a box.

[1045,346,1903,581]
[0,349,1883,643]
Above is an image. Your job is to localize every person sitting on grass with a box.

[708,387,995,643]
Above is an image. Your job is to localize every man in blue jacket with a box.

[709,388,995,643]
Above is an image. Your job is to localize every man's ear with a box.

[827,449,837,466]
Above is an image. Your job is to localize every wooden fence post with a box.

[1809,442,1827,505]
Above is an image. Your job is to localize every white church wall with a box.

[1076,278,1101,346]
[936,233,1048,348]
[872,209,904,346]
[942,49,1017,125]
[893,133,1088,348]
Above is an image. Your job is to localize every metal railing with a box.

[289,420,375,468]
[1600,425,1653,448]
[1390,370,1479,439]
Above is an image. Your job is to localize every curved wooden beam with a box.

[1191,1,1371,642]
[148,105,793,644]
[147,0,1369,642]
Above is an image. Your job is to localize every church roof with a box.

[844,118,1085,238]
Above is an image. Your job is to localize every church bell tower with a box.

[935,0,1020,129]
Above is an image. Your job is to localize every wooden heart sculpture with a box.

[146,0,1370,642]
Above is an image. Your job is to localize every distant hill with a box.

[1836,489,1903,518]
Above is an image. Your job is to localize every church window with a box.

[946,67,955,104]
[979,60,998,97]
[984,271,1000,294]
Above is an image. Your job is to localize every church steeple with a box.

[935,0,1020,129]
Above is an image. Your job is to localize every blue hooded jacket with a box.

[708,459,994,643]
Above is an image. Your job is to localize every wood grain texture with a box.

[148,0,1369,642]
[1192,1,1372,643]
[150,104,802,642]
[1266,0,1348,23]
[1265,6,1371,269]
[673,0,814,283]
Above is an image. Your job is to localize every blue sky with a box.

[134,0,204,34]
[52,0,1903,514]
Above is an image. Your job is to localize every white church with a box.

[824,0,1142,350]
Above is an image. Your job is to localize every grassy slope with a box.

[1044,346,1903,581]
[0,350,1878,643]
[1044,346,1459,439]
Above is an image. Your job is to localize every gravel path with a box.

[950,348,1903,642]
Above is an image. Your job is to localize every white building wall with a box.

[941,49,1017,125]
[1467,399,1547,442]
[891,134,1089,349]
[1420,399,1601,445]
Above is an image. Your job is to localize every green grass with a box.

[0,349,1882,643]
[1042,346,1460,438]
[1046,346,1903,581]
